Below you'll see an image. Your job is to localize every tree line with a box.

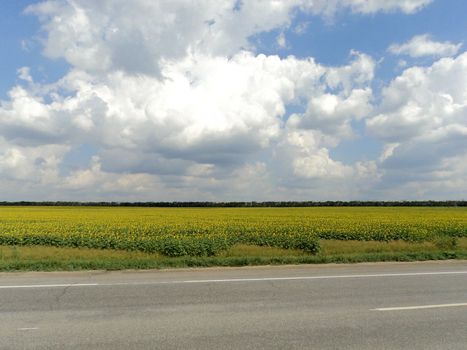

[0,201,465,207]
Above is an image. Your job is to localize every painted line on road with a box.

[17,328,39,331]
[0,283,98,289]
[1,271,467,289]
[372,303,467,311]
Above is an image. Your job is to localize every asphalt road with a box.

[1,261,467,349]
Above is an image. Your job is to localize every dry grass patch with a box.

[219,244,306,257]
[0,245,161,261]
[321,238,467,255]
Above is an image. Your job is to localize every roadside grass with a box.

[218,244,307,257]
[320,239,464,254]
[1,238,466,271]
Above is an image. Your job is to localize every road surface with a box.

[1,261,467,349]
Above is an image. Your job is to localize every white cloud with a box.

[26,0,305,74]
[293,21,310,34]
[17,67,33,83]
[367,52,467,197]
[1,45,378,199]
[301,0,432,18]
[25,0,432,75]
[344,0,433,14]
[288,88,373,140]
[6,0,467,201]
[287,52,375,140]
[389,34,462,58]
[325,51,375,93]
[2,49,342,162]
[285,130,353,179]
[0,139,68,184]
[276,32,287,49]
[368,52,467,141]
[269,127,381,199]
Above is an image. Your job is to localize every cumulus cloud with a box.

[388,34,462,58]
[284,130,354,179]
[301,0,432,18]
[367,52,467,197]
[4,0,466,201]
[3,49,362,179]
[0,138,68,185]
[288,88,373,140]
[26,0,432,75]
[269,127,381,199]
[368,53,467,141]
[343,0,432,14]
[287,52,375,141]
[2,52,325,161]
[26,0,305,74]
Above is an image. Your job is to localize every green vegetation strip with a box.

[0,206,466,270]
[1,206,467,257]
[1,239,466,271]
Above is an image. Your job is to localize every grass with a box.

[1,238,466,271]
[320,238,464,254]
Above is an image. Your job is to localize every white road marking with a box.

[0,271,466,289]
[372,303,467,311]
[17,328,39,331]
[0,283,98,289]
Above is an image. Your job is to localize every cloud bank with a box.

[0,0,465,200]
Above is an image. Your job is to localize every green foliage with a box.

[1,246,467,272]
[432,236,458,250]
[0,206,465,257]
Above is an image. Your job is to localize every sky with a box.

[0,0,466,201]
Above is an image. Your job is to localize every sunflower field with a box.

[0,206,466,257]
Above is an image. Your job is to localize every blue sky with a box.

[0,0,466,201]
[3,1,466,93]
[0,1,68,99]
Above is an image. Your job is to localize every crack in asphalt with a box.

[51,283,75,310]
[49,271,111,310]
